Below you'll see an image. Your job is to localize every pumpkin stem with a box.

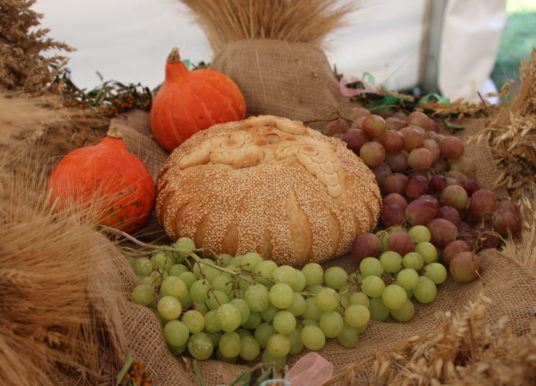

[167,47,181,64]
[107,124,123,139]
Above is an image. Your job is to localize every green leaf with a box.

[419,93,451,104]
[182,59,191,70]
[192,359,205,386]
[115,352,133,386]
[444,120,465,133]
[230,371,251,386]
[361,72,376,85]
[365,95,400,111]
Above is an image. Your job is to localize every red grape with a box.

[440,185,469,210]
[449,157,477,178]
[362,115,386,138]
[405,198,439,225]
[385,117,407,131]
[404,175,429,198]
[450,252,480,283]
[492,206,522,236]
[381,204,406,228]
[351,232,380,262]
[407,111,431,130]
[360,142,386,167]
[473,225,501,250]
[388,230,415,255]
[400,126,425,150]
[422,139,440,163]
[324,118,349,135]
[343,129,369,154]
[446,170,469,186]
[442,240,471,265]
[351,115,368,129]
[378,130,405,153]
[438,206,461,226]
[430,174,447,192]
[374,163,392,186]
[427,218,458,247]
[433,159,449,174]
[468,189,496,221]
[385,152,409,172]
[349,107,371,121]
[383,193,408,210]
[407,147,433,171]
[383,173,408,194]
[463,179,479,196]
[428,119,440,132]
[420,195,440,209]
[439,136,464,160]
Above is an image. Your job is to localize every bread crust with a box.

[156,115,381,266]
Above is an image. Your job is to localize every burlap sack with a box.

[90,111,536,385]
[211,39,353,127]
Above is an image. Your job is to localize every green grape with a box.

[179,292,192,309]
[356,322,368,333]
[269,283,294,309]
[137,276,153,286]
[369,297,390,322]
[359,257,384,277]
[377,231,390,252]
[315,287,340,312]
[163,320,189,347]
[238,277,251,291]
[188,332,214,360]
[206,290,229,310]
[395,268,419,290]
[261,350,287,369]
[324,266,348,290]
[218,331,241,358]
[128,257,137,269]
[402,252,424,271]
[157,296,182,320]
[335,304,345,315]
[228,255,242,267]
[292,270,307,292]
[151,251,174,272]
[273,265,297,287]
[301,325,326,351]
[288,328,303,355]
[303,297,322,321]
[241,252,264,271]
[260,304,278,323]
[149,270,168,287]
[190,280,209,303]
[415,242,438,263]
[217,253,233,266]
[380,251,403,273]
[168,343,186,356]
[381,284,408,310]
[169,263,188,276]
[255,323,276,349]
[340,294,350,309]
[423,262,447,284]
[130,284,154,306]
[390,299,415,322]
[236,328,253,339]
[243,312,262,329]
[301,319,318,327]
[266,334,290,358]
[336,323,359,348]
[245,283,270,312]
[217,303,242,332]
[216,349,238,363]
[254,260,278,284]
[349,292,370,308]
[287,293,307,316]
[361,275,385,298]
[230,298,250,325]
[178,271,196,288]
[182,309,205,333]
[308,284,324,294]
[273,311,296,335]
[174,237,196,259]
[413,276,437,303]
[160,276,188,299]
[302,263,324,286]
[240,336,260,361]
[204,310,222,333]
[408,225,431,243]
[211,274,233,295]
[344,304,370,328]
[133,258,153,276]
[191,301,208,315]
[319,311,344,338]
[206,331,221,347]
[193,259,220,282]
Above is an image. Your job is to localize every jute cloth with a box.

[211,39,353,127]
[89,111,536,385]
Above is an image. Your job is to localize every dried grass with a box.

[0,0,74,94]
[0,140,109,385]
[325,294,536,385]
[178,0,358,53]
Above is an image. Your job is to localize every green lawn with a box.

[491,0,536,91]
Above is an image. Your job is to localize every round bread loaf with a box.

[156,115,381,266]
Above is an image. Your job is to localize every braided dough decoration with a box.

[157,115,381,266]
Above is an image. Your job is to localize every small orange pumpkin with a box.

[150,47,246,152]
[47,126,155,233]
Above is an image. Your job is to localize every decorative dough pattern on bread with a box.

[156,115,381,266]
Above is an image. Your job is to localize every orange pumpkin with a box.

[150,47,246,152]
[47,126,155,233]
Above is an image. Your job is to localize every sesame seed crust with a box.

[156,115,381,266]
